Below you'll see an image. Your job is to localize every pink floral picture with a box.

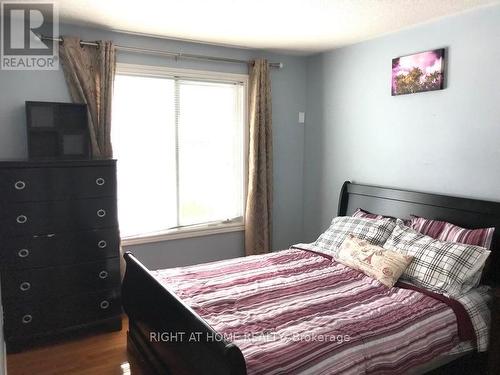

[392,49,445,96]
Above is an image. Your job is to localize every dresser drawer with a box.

[2,197,117,236]
[1,258,120,300]
[0,165,116,202]
[3,288,121,339]
[0,228,120,269]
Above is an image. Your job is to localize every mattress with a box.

[152,248,477,375]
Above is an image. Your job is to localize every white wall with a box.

[304,4,500,240]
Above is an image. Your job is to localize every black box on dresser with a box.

[0,159,122,353]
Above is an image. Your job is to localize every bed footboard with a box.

[121,251,247,375]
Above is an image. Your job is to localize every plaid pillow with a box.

[384,219,491,296]
[314,216,396,258]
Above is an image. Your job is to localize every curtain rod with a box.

[37,34,283,69]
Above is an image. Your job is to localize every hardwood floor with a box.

[7,317,148,375]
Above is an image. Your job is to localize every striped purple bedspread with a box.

[152,248,461,374]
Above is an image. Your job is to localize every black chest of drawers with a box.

[0,160,122,352]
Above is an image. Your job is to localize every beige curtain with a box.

[245,59,273,256]
[59,36,116,158]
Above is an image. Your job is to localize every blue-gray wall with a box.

[304,4,500,241]
[3,5,499,269]
[0,24,307,269]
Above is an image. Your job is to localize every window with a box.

[112,64,247,243]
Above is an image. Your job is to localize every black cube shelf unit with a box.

[26,101,90,160]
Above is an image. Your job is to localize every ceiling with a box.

[46,0,500,54]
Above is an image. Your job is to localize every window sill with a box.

[121,222,245,246]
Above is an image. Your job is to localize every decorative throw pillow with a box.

[409,215,495,249]
[313,216,396,258]
[336,234,413,287]
[384,219,491,296]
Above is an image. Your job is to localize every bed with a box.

[122,181,500,374]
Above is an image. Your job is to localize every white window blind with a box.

[112,66,246,240]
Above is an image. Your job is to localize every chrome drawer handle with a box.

[98,240,107,249]
[16,215,28,224]
[22,314,33,324]
[97,209,106,218]
[100,300,110,310]
[14,181,26,190]
[99,270,109,279]
[20,282,31,292]
[18,249,30,258]
[96,177,106,186]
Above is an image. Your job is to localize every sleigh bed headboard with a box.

[337,181,500,285]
